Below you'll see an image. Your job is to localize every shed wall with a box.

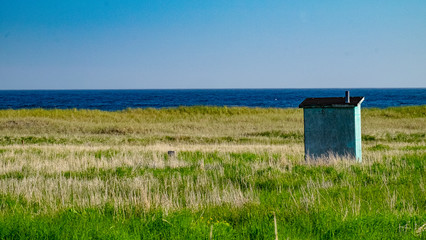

[354,106,362,161]
[303,107,361,161]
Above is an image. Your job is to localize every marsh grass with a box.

[0,106,425,239]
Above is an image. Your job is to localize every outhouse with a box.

[299,91,364,162]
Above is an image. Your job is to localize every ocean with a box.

[0,88,424,111]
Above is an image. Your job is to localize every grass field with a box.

[0,106,425,239]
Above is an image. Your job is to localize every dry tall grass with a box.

[0,106,424,217]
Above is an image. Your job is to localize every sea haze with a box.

[0,89,425,111]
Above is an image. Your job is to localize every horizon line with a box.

[1,87,425,91]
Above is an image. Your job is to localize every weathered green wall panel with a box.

[303,106,362,161]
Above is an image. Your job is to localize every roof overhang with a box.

[299,97,365,108]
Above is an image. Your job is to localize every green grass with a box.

[0,106,425,239]
[0,151,424,239]
[0,206,423,239]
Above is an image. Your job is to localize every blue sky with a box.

[1,1,425,89]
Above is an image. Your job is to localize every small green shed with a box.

[299,91,365,162]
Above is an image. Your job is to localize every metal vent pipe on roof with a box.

[345,91,350,103]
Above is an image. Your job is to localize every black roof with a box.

[299,97,364,108]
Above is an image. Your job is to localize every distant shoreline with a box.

[1,105,426,113]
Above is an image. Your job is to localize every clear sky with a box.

[1,1,425,89]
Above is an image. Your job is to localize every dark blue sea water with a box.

[0,89,424,111]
